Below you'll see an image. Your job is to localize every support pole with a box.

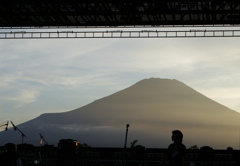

[124,124,130,148]
[11,121,26,144]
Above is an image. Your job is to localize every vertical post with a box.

[21,134,25,144]
[124,124,130,148]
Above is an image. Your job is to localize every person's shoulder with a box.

[181,143,186,147]
[168,143,174,147]
[168,143,175,149]
[180,143,187,151]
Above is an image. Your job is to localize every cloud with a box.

[0,73,22,89]
[4,89,40,108]
[57,124,120,132]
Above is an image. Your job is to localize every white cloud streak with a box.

[3,89,40,108]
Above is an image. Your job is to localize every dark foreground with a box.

[0,143,240,166]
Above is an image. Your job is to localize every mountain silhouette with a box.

[0,78,239,149]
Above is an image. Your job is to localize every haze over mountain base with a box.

[1,78,239,149]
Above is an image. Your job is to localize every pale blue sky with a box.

[1,29,240,127]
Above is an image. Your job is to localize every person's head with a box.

[172,130,183,142]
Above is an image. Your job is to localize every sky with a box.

[1,27,240,128]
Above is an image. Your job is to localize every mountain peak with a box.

[113,78,199,101]
[132,77,178,86]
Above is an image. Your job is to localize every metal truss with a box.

[1,1,240,39]
[1,29,240,39]
[1,1,240,27]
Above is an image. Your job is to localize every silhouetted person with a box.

[199,146,213,161]
[161,130,186,166]
[57,139,79,166]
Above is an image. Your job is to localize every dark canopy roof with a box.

[1,0,240,28]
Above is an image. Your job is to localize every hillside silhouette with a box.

[0,78,239,149]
